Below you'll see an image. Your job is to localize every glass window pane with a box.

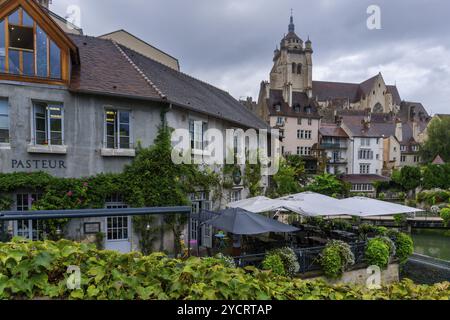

[8,9,20,25]
[8,49,20,74]
[119,111,129,124]
[22,10,34,27]
[0,99,9,143]
[49,40,61,79]
[23,50,34,76]
[0,20,5,72]
[36,27,47,77]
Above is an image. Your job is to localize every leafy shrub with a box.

[378,193,386,200]
[319,240,355,279]
[0,239,448,300]
[214,253,236,268]
[392,232,414,264]
[440,207,450,227]
[417,189,450,206]
[378,236,396,258]
[269,247,300,277]
[394,214,407,226]
[365,238,390,269]
[332,220,352,232]
[262,253,285,276]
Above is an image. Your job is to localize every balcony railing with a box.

[320,143,347,149]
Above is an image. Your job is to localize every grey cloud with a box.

[52,0,450,114]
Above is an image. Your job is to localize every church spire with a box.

[288,9,295,33]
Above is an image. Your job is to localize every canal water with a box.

[411,229,450,262]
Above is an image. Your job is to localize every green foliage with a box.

[319,240,355,279]
[267,247,300,277]
[262,253,285,276]
[243,160,263,198]
[396,166,422,191]
[392,232,414,265]
[267,158,302,198]
[394,214,407,226]
[422,164,450,190]
[378,193,386,200]
[365,238,390,269]
[417,189,450,206]
[420,117,450,163]
[0,239,448,300]
[441,208,450,227]
[304,174,350,197]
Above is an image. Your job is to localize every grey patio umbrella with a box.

[203,208,299,235]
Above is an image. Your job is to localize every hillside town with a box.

[0,0,448,302]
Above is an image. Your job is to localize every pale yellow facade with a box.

[99,30,180,71]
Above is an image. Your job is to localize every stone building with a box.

[254,14,431,174]
[0,0,267,253]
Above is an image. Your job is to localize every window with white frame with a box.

[400,145,407,152]
[401,155,406,162]
[358,149,374,160]
[33,102,63,146]
[105,109,131,149]
[360,138,371,147]
[298,130,312,140]
[412,145,420,152]
[360,163,370,174]
[298,146,312,156]
[14,193,44,240]
[189,120,208,151]
[0,98,9,143]
[308,118,312,126]
[105,193,129,241]
[276,117,284,126]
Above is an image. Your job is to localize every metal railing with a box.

[234,241,367,274]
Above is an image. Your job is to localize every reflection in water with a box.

[411,229,450,261]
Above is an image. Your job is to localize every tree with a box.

[421,117,450,163]
[267,158,302,198]
[395,166,422,191]
[123,111,215,255]
[304,174,350,197]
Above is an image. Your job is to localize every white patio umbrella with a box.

[277,192,360,217]
[227,196,289,213]
[338,197,424,217]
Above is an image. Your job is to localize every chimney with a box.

[37,0,51,9]
[395,120,403,142]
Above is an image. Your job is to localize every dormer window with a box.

[0,6,65,81]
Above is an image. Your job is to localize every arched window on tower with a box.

[297,64,302,74]
[292,63,296,74]
[373,103,384,113]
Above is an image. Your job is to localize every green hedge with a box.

[1,239,448,300]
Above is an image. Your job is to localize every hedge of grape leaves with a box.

[0,239,449,300]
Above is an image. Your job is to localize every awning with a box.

[338,197,424,217]
[204,208,299,235]
[277,192,359,216]
[227,196,289,213]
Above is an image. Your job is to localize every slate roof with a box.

[341,115,383,138]
[319,125,349,138]
[267,89,321,118]
[312,75,401,105]
[341,174,390,184]
[68,34,268,129]
[432,155,446,165]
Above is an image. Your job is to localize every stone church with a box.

[252,13,430,178]
[256,14,402,123]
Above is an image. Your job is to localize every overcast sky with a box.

[51,0,449,114]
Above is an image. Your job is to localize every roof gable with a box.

[0,0,78,56]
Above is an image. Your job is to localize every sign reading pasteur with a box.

[11,159,66,170]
